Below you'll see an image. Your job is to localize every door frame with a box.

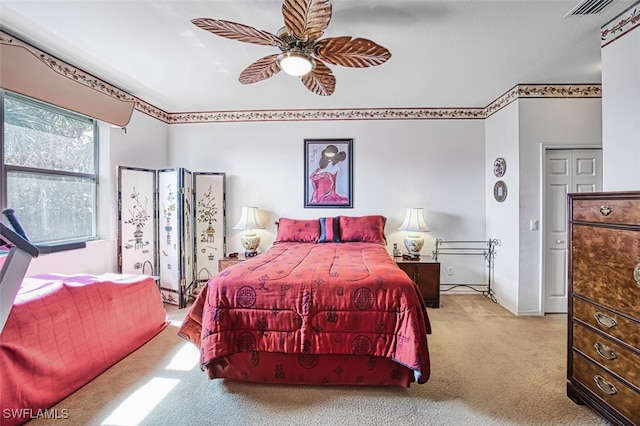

[539,143,602,314]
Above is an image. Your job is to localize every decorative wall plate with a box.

[493,157,506,177]
[494,180,507,202]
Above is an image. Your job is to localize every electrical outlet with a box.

[446,266,454,275]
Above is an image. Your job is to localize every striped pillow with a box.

[318,217,341,243]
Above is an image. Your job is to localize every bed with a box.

[178,215,432,387]
[0,273,167,426]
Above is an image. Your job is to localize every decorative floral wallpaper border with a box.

[484,85,602,118]
[165,108,486,123]
[601,1,640,47]
[162,84,601,123]
[0,31,606,125]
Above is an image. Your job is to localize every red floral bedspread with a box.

[0,274,167,425]
[179,242,431,384]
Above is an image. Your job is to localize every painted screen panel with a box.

[117,167,157,276]
[182,168,194,291]
[193,172,226,284]
[158,169,181,305]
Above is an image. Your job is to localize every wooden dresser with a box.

[567,191,640,426]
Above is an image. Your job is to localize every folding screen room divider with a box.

[117,166,226,307]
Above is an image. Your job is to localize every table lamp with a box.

[398,207,430,259]
[232,206,264,257]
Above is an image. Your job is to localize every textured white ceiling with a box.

[0,0,634,113]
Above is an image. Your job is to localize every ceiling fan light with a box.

[277,51,315,76]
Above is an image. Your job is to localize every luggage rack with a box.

[432,238,500,302]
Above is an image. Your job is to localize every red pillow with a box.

[339,215,387,244]
[274,218,320,243]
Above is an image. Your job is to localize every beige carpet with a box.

[27,295,607,426]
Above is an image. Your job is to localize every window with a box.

[1,91,98,245]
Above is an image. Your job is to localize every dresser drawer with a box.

[573,298,640,350]
[572,198,640,225]
[571,352,640,425]
[572,322,640,390]
[572,224,640,318]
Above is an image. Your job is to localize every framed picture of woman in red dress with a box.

[304,138,353,208]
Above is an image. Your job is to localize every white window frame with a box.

[0,90,99,249]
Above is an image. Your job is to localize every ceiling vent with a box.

[565,0,615,17]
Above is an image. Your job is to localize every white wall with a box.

[26,114,488,286]
[28,112,485,284]
[518,98,602,315]
[486,97,602,315]
[485,102,520,313]
[26,110,169,276]
[601,22,640,190]
[169,118,488,286]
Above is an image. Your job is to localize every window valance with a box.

[0,31,134,127]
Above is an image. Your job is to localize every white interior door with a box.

[544,149,601,313]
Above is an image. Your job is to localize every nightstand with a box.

[394,257,440,308]
[218,255,249,272]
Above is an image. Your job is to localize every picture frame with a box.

[304,138,353,208]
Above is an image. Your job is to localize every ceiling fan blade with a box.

[315,36,392,68]
[300,60,335,96]
[238,54,281,84]
[192,18,282,47]
[282,0,332,42]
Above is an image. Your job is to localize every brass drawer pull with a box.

[599,205,612,216]
[594,375,617,395]
[594,342,617,360]
[594,312,617,329]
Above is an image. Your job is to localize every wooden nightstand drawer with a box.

[218,255,248,272]
[395,258,440,308]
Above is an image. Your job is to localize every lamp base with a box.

[403,235,424,259]
[240,232,260,257]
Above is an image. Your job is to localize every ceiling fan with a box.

[191,0,392,96]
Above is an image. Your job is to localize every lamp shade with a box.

[232,207,264,230]
[398,208,430,233]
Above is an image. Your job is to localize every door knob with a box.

[556,239,564,244]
